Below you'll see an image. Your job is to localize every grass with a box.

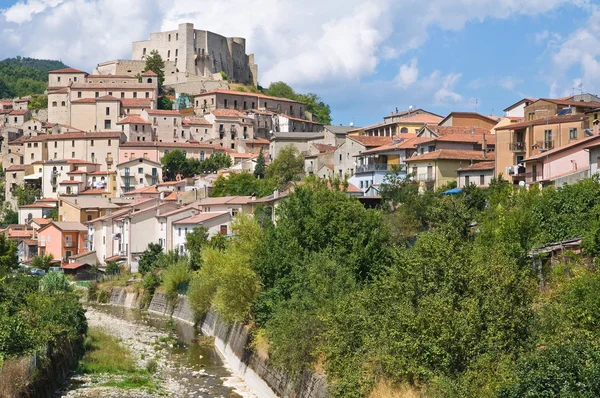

[103,375,155,389]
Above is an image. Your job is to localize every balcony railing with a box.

[106,156,114,164]
[414,173,436,182]
[525,171,543,183]
[509,142,525,152]
[64,241,76,248]
[536,140,555,151]
[356,164,402,173]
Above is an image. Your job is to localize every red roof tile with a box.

[70,98,97,104]
[407,149,494,162]
[457,161,495,171]
[9,110,27,115]
[182,117,212,126]
[347,135,395,147]
[49,67,87,74]
[211,109,247,118]
[117,115,151,125]
[146,109,181,116]
[141,70,157,77]
[195,89,300,103]
[496,113,587,131]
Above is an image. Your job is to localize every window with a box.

[220,225,228,235]
[133,92,137,98]
[138,167,143,174]
[121,92,125,98]
[77,92,82,98]
[178,228,181,237]
[175,49,178,57]
[168,34,171,42]
[339,154,342,161]
[143,48,146,55]
[569,127,578,140]
[234,100,238,108]
[106,107,110,116]
[65,250,72,259]
[57,76,61,82]
[480,175,485,186]
[139,177,143,184]
[95,92,99,98]
[167,50,171,58]
[71,152,75,158]
[224,99,228,108]
[465,175,470,186]
[264,102,268,108]
[104,120,111,129]
[108,92,112,96]
[145,92,149,98]
[200,151,205,161]
[108,139,111,146]
[52,101,57,107]
[428,145,435,152]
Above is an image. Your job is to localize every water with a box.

[65,304,248,397]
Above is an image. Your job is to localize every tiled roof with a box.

[87,75,136,79]
[6,165,27,171]
[407,149,494,162]
[418,132,496,146]
[9,110,27,115]
[146,109,182,116]
[71,98,97,104]
[347,135,395,147]
[313,143,338,153]
[536,98,600,108]
[49,67,87,74]
[211,109,247,118]
[66,170,86,174]
[183,117,212,126]
[496,113,587,131]
[438,112,500,126]
[121,98,153,107]
[195,89,300,103]
[141,70,157,77]
[37,197,59,203]
[19,203,56,209]
[244,138,270,145]
[117,115,151,125]
[120,141,218,149]
[62,262,88,270]
[48,87,69,94]
[69,250,96,259]
[425,126,492,136]
[59,180,81,185]
[173,211,230,225]
[96,95,120,101]
[360,135,421,154]
[80,189,109,195]
[125,185,160,195]
[32,218,52,226]
[46,221,87,232]
[16,131,122,142]
[457,161,496,171]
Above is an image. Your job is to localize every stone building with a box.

[130,23,258,86]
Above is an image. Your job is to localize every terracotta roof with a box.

[313,143,338,153]
[418,133,496,146]
[230,153,258,159]
[173,212,230,225]
[96,95,120,101]
[80,189,109,195]
[362,114,443,131]
[0,100,12,106]
[49,67,88,74]
[9,230,34,238]
[457,161,496,171]
[67,170,87,175]
[120,141,218,149]
[182,117,211,126]
[48,87,69,94]
[105,254,124,262]
[87,75,136,79]
[41,221,87,232]
[6,165,27,171]
[347,135,395,147]
[211,109,247,118]
[157,180,185,187]
[121,98,153,107]
[438,112,500,126]
[88,171,111,175]
[141,70,157,77]
[146,109,182,116]
[125,185,160,195]
[424,126,492,136]
[31,218,52,226]
[117,115,151,125]
[536,98,600,108]
[9,110,27,115]
[195,89,300,103]
[37,198,59,203]
[526,135,600,162]
[244,138,270,145]
[360,135,422,154]
[70,98,95,104]
[19,203,55,209]
[406,149,494,162]
[21,238,38,246]
[496,113,587,131]
[62,262,88,270]
[17,131,122,142]
[59,180,81,185]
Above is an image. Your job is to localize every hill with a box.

[0,56,69,99]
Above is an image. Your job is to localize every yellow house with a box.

[348,110,443,137]
[405,149,494,191]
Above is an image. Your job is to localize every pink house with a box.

[523,134,600,187]
[37,221,88,264]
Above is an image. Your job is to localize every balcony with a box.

[106,156,114,165]
[356,164,401,173]
[64,241,76,248]
[509,142,525,152]
[414,173,436,183]
[525,171,543,183]
[536,140,555,151]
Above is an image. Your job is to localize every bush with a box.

[40,271,71,293]
[145,358,158,374]
[161,260,192,306]
[97,289,110,304]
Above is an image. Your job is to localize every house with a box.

[17,238,38,263]
[18,201,57,224]
[334,135,394,178]
[503,98,536,118]
[405,150,494,191]
[5,164,33,208]
[438,112,499,130]
[119,141,220,165]
[495,113,590,183]
[172,212,233,254]
[203,109,255,151]
[457,161,496,188]
[523,97,600,122]
[196,196,254,215]
[521,134,600,187]
[269,132,325,159]
[116,157,162,196]
[143,109,183,143]
[305,143,337,175]
[322,125,358,146]
[61,262,95,280]
[348,109,443,137]
[37,221,88,264]
[58,196,128,223]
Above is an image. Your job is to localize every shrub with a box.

[40,271,71,293]
[97,289,110,304]
[145,358,158,374]
[161,260,192,306]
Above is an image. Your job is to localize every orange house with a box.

[37,221,88,264]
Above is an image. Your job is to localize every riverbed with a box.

[59,305,258,398]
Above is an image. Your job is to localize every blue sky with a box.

[1,0,598,127]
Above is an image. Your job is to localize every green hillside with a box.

[0,56,69,99]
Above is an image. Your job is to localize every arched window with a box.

[400,127,409,134]
[147,78,152,83]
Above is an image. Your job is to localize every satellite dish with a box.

[409,105,414,110]
[519,180,526,187]
[349,122,354,127]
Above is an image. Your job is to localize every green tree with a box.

[186,227,208,270]
[105,260,120,275]
[28,94,47,110]
[158,96,173,110]
[40,271,71,293]
[198,152,232,173]
[144,50,165,89]
[14,185,40,206]
[138,243,163,275]
[161,149,189,181]
[265,145,304,187]
[0,203,18,227]
[211,172,273,197]
[47,207,58,221]
[296,92,332,124]
[31,253,55,271]
[220,71,228,81]
[0,235,18,277]
[254,148,266,179]
[265,81,296,99]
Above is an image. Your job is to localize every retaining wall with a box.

[107,288,327,398]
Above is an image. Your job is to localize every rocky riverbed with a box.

[59,305,257,398]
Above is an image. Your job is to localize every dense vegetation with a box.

[156,174,600,397]
[0,236,87,362]
[0,56,67,98]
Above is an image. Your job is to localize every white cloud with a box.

[3,0,64,23]
[499,76,523,90]
[395,58,419,88]
[535,30,550,44]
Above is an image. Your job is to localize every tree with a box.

[40,271,71,293]
[144,50,165,90]
[186,227,208,270]
[0,203,18,227]
[28,94,47,111]
[157,96,173,110]
[105,260,120,275]
[31,253,54,271]
[220,71,228,81]
[0,235,18,277]
[296,92,332,124]
[265,145,304,187]
[138,243,163,275]
[14,185,40,206]
[161,149,189,181]
[254,148,266,179]
[198,152,232,173]
[265,81,296,99]
[211,172,273,197]
[47,207,58,221]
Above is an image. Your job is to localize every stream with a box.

[60,304,257,398]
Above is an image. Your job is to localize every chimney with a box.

[74,199,78,205]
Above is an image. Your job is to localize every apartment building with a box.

[143,109,183,142]
[194,89,305,118]
[119,141,220,164]
[333,135,394,178]
[457,162,496,188]
[116,157,162,195]
[37,221,88,264]
[172,212,232,255]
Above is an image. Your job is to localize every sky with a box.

[0,0,599,127]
